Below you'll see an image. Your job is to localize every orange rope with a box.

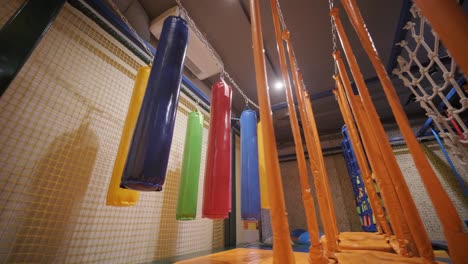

[248,0,295,262]
[269,2,326,260]
[332,78,391,237]
[341,1,468,262]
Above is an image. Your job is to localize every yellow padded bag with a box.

[106,66,150,206]
[257,121,270,209]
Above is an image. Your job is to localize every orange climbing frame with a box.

[282,34,340,259]
[302,84,341,256]
[269,2,327,262]
[333,52,411,257]
[248,0,295,262]
[341,1,468,262]
[332,80,391,237]
[332,8,435,260]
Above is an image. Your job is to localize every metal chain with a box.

[175,0,223,70]
[275,0,299,68]
[275,0,306,94]
[223,70,258,108]
[329,0,338,74]
[276,0,287,32]
[108,0,257,109]
[106,0,155,61]
[175,0,258,109]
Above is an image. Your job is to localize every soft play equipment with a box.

[333,12,418,256]
[290,228,307,242]
[271,2,329,262]
[181,0,468,262]
[176,110,204,220]
[341,125,378,232]
[121,16,188,191]
[297,231,310,245]
[240,107,261,222]
[334,0,468,260]
[249,0,295,261]
[334,80,392,237]
[202,81,232,219]
[257,122,270,209]
[106,66,149,206]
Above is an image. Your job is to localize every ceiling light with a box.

[274,81,284,90]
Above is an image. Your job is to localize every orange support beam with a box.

[333,53,411,257]
[300,77,340,240]
[341,1,468,262]
[353,96,419,255]
[301,81,341,256]
[281,28,334,262]
[332,80,391,237]
[248,0,295,262]
[332,7,434,261]
[412,0,468,75]
[269,2,327,262]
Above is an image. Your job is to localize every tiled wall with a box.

[0,4,222,263]
[393,142,468,240]
[278,132,467,241]
[0,0,25,28]
[280,155,362,234]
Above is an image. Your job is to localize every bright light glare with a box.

[274,81,284,90]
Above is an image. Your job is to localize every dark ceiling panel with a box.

[126,0,419,144]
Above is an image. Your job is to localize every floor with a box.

[150,244,452,263]
[173,248,452,263]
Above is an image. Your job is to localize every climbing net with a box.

[393,3,468,165]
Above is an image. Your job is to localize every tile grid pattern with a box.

[0,4,222,263]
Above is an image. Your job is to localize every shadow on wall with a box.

[280,155,361,233]
[155,168,181,260]
[420,143,468,202]
[8,122,98,263]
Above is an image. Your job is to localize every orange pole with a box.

[300,78,340,241]
[248,0,295,262]
[269,3,326,261]
[353,96,418,255]
[332,7,434,261]
[281,29,333,262]
[333,53,411,256]
[341,1,468,262]
[301,83,341,256]
[332,80,391,237]
[412,0,468,75]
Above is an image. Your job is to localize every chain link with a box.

[224,70,258,108]
[329,0,338,74]
[106,0,155,61]
[175,0,224,70]
[275,0,287,32]
[276,0,302,72]
[175,0,258,109]
[108,0,258,109]
[275,0,307,94]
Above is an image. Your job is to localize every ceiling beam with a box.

[271,75,380,112]
[386,0,412,75]
[238,0,280,79]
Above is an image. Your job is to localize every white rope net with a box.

[393,3,468,165]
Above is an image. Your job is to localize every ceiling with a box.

[111,0,428,146]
